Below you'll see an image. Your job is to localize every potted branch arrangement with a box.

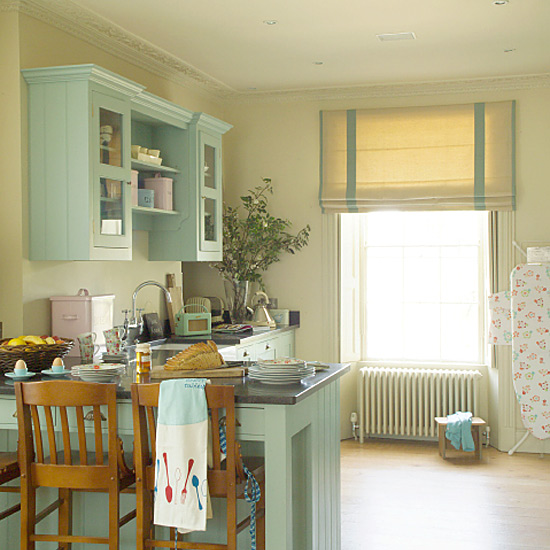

[212,178,310,323]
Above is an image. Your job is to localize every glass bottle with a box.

[135,342,152,374]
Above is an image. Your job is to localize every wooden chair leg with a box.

[58,488,73,550]
[109,486,120,550]
[20,481,36,550]
[438,424,446,458]
[135,485,150,550]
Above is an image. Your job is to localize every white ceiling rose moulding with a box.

[3,0,550,104]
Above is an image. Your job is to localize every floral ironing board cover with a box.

[511,264,550,440]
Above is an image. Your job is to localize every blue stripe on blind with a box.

[346,109,357,212]
[511,100,516,210]
[474,103,486,210]
[319,111,325,213]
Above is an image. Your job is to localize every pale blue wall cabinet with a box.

[148,113,232,261]
[23,65,144,260]
[23,65,232,261]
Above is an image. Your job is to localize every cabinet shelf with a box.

[132,206,179,216]
[131,159,180,174]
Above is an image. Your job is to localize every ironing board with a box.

[489,264,550,451]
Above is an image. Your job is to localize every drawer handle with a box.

[62,314,79,321]
[84,411,106,422]
[12,410,17,418]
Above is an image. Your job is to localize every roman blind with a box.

[319,101,515,213]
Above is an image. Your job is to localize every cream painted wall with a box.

[208,87,550,443]
[0,12,24,336]
[15,14,226,334]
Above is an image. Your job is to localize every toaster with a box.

[205,296,225,324]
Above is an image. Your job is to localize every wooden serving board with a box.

[151,364,246,379]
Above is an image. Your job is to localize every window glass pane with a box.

[403,247,441,303]
[366,303,403,359]
[354,210,488,364]
[441,304,479,362]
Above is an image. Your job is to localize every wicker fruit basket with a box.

[0,338,74,373]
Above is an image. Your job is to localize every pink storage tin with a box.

[50,289,115,356]
[143,173,173,211]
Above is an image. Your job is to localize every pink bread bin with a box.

[50,289,115,356]
[144,173,173,211]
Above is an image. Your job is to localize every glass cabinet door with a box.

[200,134,222,252]
[99,108,123,167]
[92,92,131,249]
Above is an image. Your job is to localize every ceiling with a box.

[70,0,549,94]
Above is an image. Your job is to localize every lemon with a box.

[7,338,26,346]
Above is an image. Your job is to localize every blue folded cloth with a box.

[445,411,475,452]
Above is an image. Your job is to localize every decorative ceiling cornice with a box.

[3,0,233,99]
[224,73,550,104]
[3,0,550,104]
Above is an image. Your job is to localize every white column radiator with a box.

[359,367,482,443]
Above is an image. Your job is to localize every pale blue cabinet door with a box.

[92,91,132,250]
[199,132,222,253]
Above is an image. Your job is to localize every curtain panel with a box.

[319,101,515,213]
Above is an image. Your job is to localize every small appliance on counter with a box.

[50,289,115,356]
[250,291,276,329]
[175,304,211,336]
[204,296,225,324]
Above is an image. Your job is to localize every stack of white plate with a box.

[248,358,315,385]
[72,363,125,383]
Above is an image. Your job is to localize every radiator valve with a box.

[350,412,359,440]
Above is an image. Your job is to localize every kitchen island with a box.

[0,356,348,550]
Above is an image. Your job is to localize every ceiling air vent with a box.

[377,32,416,42]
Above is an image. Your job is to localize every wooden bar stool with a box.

[131,383,265,550]
[435,416,487,460]
[15,380,135,550]
[0,452,20,521]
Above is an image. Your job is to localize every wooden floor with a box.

[341,439,550,550]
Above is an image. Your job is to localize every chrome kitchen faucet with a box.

[124,280,173,343]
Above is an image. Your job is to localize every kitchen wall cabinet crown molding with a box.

[23,63,231,262]
[21,63,145,96]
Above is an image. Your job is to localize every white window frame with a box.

[340,211,491,369]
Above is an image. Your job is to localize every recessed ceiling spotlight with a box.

[263,20,278,25]
[313,61,324,65]
[377,32,416,42]
[493,0,509,5]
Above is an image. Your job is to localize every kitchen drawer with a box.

[255,340,276,360]
[0,398,18,429]
[0,396,54,429]
[236,406,265,438]
[235,344,255,361]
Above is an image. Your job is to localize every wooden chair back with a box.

[15,380,135,550]
[131,383,242,549]
[16,380,119,489]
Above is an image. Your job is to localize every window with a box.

[341,211,489,365]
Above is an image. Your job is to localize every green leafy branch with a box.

[212,178,311,287]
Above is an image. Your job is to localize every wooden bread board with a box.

[151,364,246,379]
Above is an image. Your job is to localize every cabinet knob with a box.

[265,344,270,350]
[243,351,249,357]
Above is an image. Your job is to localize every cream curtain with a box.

[319,101,515,212]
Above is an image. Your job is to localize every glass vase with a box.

[223,279,250,324]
